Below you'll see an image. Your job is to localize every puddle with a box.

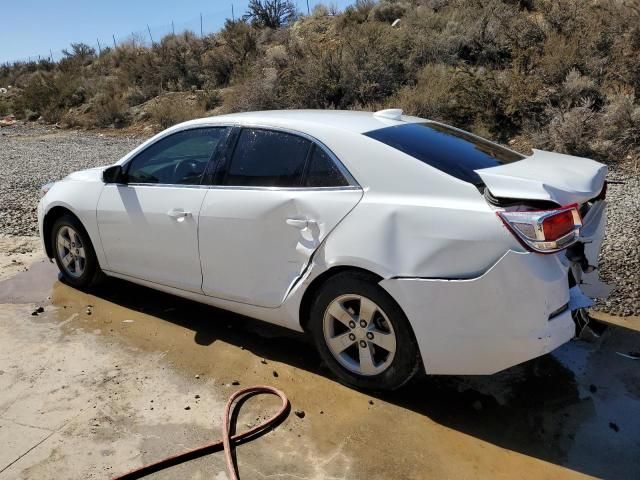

[0,260,58,304]
[1,262,639,478]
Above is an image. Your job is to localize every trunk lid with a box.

[476,149,607,206]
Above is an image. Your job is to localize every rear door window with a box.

[304,145,349,187]
[364,122,523,186]
[224,128,311,187]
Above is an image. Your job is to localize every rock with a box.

[368,400,374,406]
[184,406,191,410]
[232,380,240,385]
[294,410,305,419]
[260,358,267,364]
[609,422,619,432]
[272,371,279,378]
[195,394,200,399]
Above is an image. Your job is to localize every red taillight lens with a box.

[497,204,582,253]
[542,209,575,241]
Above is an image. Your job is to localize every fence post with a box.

[97,38,102,55]
[172,20,175,35]
[232,3,235,21]
[200,13,203,37]
[113,34,117,49]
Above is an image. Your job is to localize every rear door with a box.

[199,127,362,308]
[97,127,227,292]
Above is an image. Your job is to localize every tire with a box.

[50,214,104,289]
[309,271,421,391]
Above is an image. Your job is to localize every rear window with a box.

[364,122,524,186]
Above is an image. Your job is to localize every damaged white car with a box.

[38,109,609,390]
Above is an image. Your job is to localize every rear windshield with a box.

[364,122,524,186]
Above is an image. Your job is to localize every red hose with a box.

[113,385,290,480]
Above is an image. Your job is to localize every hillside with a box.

[1,0,639,168]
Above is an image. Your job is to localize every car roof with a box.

[184,109,424,134]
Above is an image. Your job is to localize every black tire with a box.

[50,214,104,289]
[309,271,421,391]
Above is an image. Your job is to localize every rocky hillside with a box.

[1,0,639,170]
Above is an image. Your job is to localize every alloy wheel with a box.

[56,225,86,278]
[322,294,397,376]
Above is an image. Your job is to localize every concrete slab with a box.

[0,253,639,479]
[0,419,52,474]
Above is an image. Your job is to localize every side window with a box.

[224,129,311,187]
[304,145,349,187]
[127,128,224,185]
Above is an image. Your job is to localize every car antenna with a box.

[373,109,404,121]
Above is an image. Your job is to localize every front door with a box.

[97,127,227,292]
[199,127,362,307]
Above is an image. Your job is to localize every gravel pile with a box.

[0,123,638,315]
[0,123,143,236]
[595,170,640,316]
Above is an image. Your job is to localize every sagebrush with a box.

[1,0,639,166]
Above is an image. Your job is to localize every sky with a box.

[0,0,354,63]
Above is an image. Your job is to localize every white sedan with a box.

[38,109,609,390]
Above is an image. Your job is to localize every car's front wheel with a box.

[51,214,103,288]
[309,272,420,390]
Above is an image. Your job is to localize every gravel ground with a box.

[0,123,142,236]
[0,122,638,315]
[595,171,640,316]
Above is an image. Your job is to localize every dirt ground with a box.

[1,240,639,480]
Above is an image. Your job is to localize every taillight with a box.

[497,204,582,253]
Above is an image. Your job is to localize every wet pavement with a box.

[1,259,639,479]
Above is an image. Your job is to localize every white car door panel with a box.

[199,188,362,307]
[96,126,227,292]
[97,185,207,291]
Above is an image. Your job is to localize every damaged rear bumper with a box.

[380,250,578,375]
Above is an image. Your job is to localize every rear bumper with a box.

[380,250,576,375]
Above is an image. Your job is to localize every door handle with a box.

[286,218,308,229]
[286,217,318,229]
[167,208,192,219]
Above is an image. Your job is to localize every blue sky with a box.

[0,0,354,63]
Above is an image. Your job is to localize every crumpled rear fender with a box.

[380,250,574,375]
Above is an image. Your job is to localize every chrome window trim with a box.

[121,182,361,192]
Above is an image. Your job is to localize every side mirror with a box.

[103,165,126,184]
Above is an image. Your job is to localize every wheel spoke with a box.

[61,253,73,267]
[327,301,355,328]
[57,237,71,251]
[369,329,396,353]
[358,343,377,375]
[327,332,356,354]
[358,297,377,323]
[72,231,82,247]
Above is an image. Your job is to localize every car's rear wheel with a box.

[51,214,103,288]
[309,272,420,390]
